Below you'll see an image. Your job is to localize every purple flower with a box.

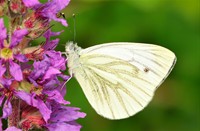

[14,97,85,131]
[0,0,86,130]
[22,0,70,26]
[45,101,86,131]
[15,91,52,122]
[18,101,46,130]
[0,19,28,81]
[0,79,18,119]
[21,0,70,39]
[0,18,6,45]
[9,0,27,14]
[43,29,63,50]
[28,47,67,86]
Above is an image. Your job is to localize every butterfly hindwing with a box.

[72,42,176,119]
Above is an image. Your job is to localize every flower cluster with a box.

[0,0,85,131]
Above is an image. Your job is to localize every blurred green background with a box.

[52,0,199,131]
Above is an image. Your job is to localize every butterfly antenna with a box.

[73,13,76,44]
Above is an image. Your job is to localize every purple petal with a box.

[41,0,70,26]
[43,30,63,50]
[32,96,52,122]
[9,61,23,81]
[14,54,28,62]
[22,0,41,7]
[50,17,68,26]
[42,67,61,80]
[0,60,6,77]
[30,58,50,80]
[2,100,12,118]
[5,127,22,131]
[46,51,66,70]
[50,106,86,122]
[0,77,12,88]
[46,122,82,131]
[10,29,28,48]
[0,18,7,48]
[43,78,61,90]
[43,90,69,105]
[43,39,59,50]
[15,91,51,122]
[28,77,38,87]
[43,29,63,38]
[58,74,71,81]
[52,0,70,11]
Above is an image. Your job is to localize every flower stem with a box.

[5,0,12,44]
[8,98,20,127]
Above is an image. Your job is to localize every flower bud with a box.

[0,0,6,16]
[23,45,44,60]
[21,11,49,39]
[20,102,45,130]
[9,0,27,14]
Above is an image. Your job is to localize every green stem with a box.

[6,0,12,44]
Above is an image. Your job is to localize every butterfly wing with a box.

[73,42,176,119]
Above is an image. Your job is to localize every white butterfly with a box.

[65,42,176,120]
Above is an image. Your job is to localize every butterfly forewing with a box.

[71,42,176,119]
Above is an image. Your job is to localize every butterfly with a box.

[65,42,176,120]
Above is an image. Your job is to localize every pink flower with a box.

[0,1,86,130]
[0,19,28,81]
[22,0,70,26]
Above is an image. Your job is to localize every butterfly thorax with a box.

[65,42,82,75]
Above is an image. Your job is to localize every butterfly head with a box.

[65,42,82,72]
[65,42,81,56]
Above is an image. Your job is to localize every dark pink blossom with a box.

[45,101,86,131]
[0,0,85,130]
[22,0,70,26]
[0,19,28,81]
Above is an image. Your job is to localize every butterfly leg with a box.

[61,75,73,90]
